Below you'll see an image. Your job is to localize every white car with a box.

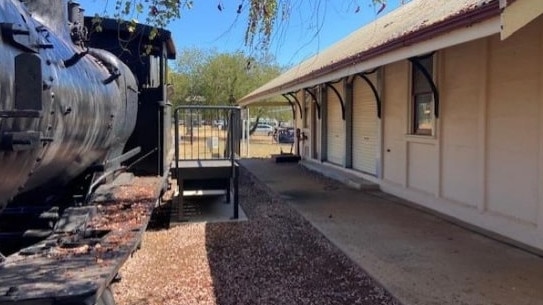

[254,124,275,136]
[212,119,225,129]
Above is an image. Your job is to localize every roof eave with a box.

[240,0,500,105]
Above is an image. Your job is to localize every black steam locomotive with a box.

[0,1,175,304]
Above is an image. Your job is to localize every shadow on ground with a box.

[202,168,400,305]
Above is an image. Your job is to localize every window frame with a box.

[410,54,437,136]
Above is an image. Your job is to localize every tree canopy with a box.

[169,48,290,125]
[170,48,282,105]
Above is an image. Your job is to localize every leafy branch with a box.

[93,0,393,51]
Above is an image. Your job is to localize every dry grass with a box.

[242,134,295,158]
[176,126,294,159]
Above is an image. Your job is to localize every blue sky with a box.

[83,0,403,67]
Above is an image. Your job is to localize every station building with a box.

[239,0,543,252]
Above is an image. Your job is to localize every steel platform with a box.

[171,159,239,221]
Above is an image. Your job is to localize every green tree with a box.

[170,49,281,105]
[169,48,289,128]
[170,47,211,105]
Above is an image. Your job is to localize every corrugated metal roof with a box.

[239,0,498,106]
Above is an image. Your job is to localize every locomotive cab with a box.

[84,17,176,177]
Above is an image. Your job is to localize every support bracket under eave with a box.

[282,94,296,120]
[325,82,345,120]
[304,88,321,119]
[409,55,440,118]
[353,70,382,119]
[287,92,303,119]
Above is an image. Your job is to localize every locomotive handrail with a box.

[84,166,127,203]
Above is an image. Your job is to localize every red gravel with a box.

[112,168,401,305]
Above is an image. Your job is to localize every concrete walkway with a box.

[240,158,543,305]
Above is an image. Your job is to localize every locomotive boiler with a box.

[0,0,138,211]
[0,1,175,304]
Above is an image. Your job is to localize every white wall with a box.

[440,39,483,207]
[486,24,540,225]
[380,16,543,250]
[299,15,543,251]
[383,61,409,186]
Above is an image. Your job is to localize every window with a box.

[411,55,435,135]
[146,55,161,88]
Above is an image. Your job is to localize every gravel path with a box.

[112,167,401,305]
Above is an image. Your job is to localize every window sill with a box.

[405,134,437,144]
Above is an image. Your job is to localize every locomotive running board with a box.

[0,174,164,305]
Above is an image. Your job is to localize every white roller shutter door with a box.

[326,84,345,165]
[352,75,378,175]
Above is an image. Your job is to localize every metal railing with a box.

[172,105,242,219]
[173,105,241,163]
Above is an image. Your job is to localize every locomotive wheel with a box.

[96,287,116,305]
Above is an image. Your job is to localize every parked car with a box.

[254,124,275,136]
[212,119,225,129]
[275,127,295,143]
